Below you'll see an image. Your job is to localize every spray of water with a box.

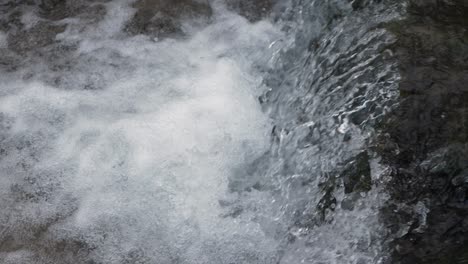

[0,1,282,263]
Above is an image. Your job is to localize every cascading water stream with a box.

[1,0,467,264]
[0,1,284,263]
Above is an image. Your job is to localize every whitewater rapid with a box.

[0,0,408,263]
[0,1,283,263]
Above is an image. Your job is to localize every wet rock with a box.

[349,0,368,10]
[7,22,66,54]
[451,170,468,187]
[317,178,338,221]
[0,49,21,72]
[125,0,212,38]
[225,0,275,22]
[315,151,372,220]
[38,0,108,21]
[341,151,372,194]
[378,0,468,262]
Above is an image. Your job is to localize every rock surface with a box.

[125,0,212,38]
[379,0,468,263]
[225,0,275,22]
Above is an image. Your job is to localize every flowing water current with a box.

[0,1,405,263]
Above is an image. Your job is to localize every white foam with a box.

[0,1,282,263]
[21,9,41,30]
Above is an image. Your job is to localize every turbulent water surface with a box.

[0,1,283,263]
[1,0,467,264]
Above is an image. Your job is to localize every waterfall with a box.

[1,1,467,263]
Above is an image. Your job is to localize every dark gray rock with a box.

[375,0,468,263]
[342,151,372,194]
[225,0,275,22]
[7,22,66,53]
[125,0,212,38]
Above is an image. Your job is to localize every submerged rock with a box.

[342,151,372,194]
[7,22,66,53]
[125,0,213,38]
[225,0,275,22]
[255,0,468,262]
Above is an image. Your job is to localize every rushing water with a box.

[0,1,284,263]
[0,0,419,263]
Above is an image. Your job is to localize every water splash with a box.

[0,1,282,263]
